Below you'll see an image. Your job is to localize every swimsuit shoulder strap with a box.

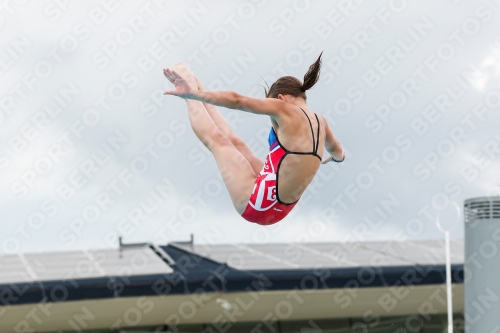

[313,113,320,156]
[299,108,316,153]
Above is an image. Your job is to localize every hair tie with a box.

[300,86,305,92]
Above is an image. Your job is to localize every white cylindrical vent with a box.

[464,197,500,332]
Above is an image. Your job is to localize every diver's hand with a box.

[321,151,345,164]
[163,68,193,98]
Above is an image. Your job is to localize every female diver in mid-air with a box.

[163,53,345,225]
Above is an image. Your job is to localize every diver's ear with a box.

[277,94,285,102]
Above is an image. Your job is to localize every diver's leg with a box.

[183,98,256,213]
[194,76,264,174]
[166,63,255,212]
[173,63,264,174]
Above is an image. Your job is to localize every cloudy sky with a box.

[1,0,499,254]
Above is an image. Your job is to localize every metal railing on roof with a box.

[118,236,176,266]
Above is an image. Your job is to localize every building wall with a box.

[58,314,465,333]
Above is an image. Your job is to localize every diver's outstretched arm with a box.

[163,68,294,122]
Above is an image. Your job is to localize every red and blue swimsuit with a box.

[241,108,322,225]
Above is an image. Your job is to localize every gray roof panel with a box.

[0,246,173,285]
[173,240,464,271]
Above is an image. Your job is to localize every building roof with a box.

[0,240,464,307]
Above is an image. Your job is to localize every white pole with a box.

[445,231,453,333]
[435,201,460,333]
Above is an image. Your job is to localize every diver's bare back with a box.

[271,106,324,204]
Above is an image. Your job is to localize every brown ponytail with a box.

[265,52,322,101]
